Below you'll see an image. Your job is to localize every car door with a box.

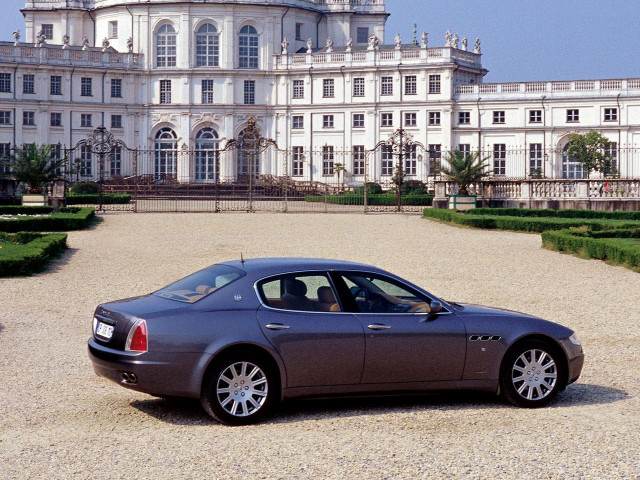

[331,271,467,384]
[256,272,365,388]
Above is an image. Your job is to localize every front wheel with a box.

[201,353,278,425]
[500,340,565,408]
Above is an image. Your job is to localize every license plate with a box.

[96,322,114,340]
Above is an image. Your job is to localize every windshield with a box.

[154,264,245,303]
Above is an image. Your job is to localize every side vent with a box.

[469,335,502,342]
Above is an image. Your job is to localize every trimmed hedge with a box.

[0,205,54,215]
[542,229,640,271]
[469,208,640,220]
[0,207,95,232]
[66,193,132,205]
[305,193,434,206]
[0,232,68,276]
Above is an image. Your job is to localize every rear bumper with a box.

[87,338,207,398]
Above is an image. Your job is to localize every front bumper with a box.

[87,338,207,398]
[560,338,585,385]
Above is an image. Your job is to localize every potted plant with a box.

[529,168,543,179]
[5,145,66,206]
[441,149,490,210]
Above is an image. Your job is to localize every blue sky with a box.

[1,0,638,82]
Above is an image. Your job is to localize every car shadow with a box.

[0,323,4,336]
[130,383,628,426]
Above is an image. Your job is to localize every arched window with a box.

[562,143,586,179]
[196,24,219,67]
[156,24,177,67]
[238,25,259,69]
[195,128,219,181]
[155,128,177,180]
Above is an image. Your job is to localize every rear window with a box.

[155,265,245,303]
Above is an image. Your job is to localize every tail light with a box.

[125,319,148,352]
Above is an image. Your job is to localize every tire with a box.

[500,339,565,408]
[201,351,278,426]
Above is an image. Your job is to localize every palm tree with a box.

[5,144,66,194]
[441,150,490,195]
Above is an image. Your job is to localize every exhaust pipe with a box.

[121,372,138,384]
[121,372,130,382]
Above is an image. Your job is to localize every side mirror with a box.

[429,301,443,314]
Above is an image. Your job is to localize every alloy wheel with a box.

[511,348,558,401]
[216,361,269,417]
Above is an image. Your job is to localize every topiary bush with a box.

[353,182,384,195]
[0,232,68,276]
[469,208,640,221]
[0,207,95,232]
[0,205,54,215]
[66,193,131,205]
[305,194,433,206]
[70,182,99,194]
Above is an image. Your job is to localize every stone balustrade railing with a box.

[454,79,640,97]
[0,43,142,69]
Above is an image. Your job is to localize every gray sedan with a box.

[88,258,584,425]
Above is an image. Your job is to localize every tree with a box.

[441,150,490,195]
[566,131,617,177]
[5,144,66,194]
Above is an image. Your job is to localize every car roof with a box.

[219,257,385,276]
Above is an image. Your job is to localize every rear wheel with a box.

[500,339,565,408]
[201,352,278,425]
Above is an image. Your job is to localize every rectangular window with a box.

[529,110,542,123]
[81,77,92,97]
[292,115,304,129]
[202,79,214,104]
[322,146,334,175]
[604,108,618,122]
[567,109,579,123]
[323,115,334,128]
[381,76,393,96]
[529,143,543,173]
[404,75,417,95]
[244,80,255,105]
[353,77,365,97]
[41,24,53,40]
[292,146,304,176]
[81,113,92,128]
[50,112,62,127]
[292,79,304,99]
[23,74,35,94]
[352,113,365,128]
[80,145,92,176]
[111,114,122,129]
[381,113,393,127]
[0,111,11,125]
[428,144,441,174]
[323,79,334,98]
[109,21,118,39]
[428,111,441,126]
[0,73,11,93]
[404,112,417,127]
[23,111,35,126]
[0,143,11,174]
[429,75,441,94]
[357,27,369,44]
[604,142,618,175]
[49,144,62,176]
[110,146,122,176]
[353,145,365,175]
[111,79,122,98]
[459,144,471,157]
[50,76,62,95]
[381,145,393,176]
[405,145,417,176]
[493,110,505,124]
[160,79,171,104]
[458,111,470,125]
[493,144,506,175]
[295,23,303,41]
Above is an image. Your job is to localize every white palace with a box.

[1,0,640,184]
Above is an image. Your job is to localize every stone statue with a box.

[62,34,70,49]
[325,37,333,53]
[101,38,110,52]
[306,38,313,54]
[474,37,481,54]
[452,34,459,49]
[462,36,468,51]
[82,35,90,51]
[346,37,353,53]
[445,29,452,47]
[394,33,402,49]
[35,30,46,47]
[421,31,428,48]
[367,34,377,50]
[12,30,20,46]
[281,37,289,55]
[127,36,134,53]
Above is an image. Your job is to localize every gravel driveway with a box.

[1,213,639,479]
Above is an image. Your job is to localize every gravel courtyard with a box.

[1,212,639,479]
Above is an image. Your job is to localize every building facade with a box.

[1,0,640,185]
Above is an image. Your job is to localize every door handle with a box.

[266,323,291,330]
[367,324,392,330]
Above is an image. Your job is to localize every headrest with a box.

[317,286,336,304]
[284,278,307,297]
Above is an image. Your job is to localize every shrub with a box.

[305,194,433,206]
[0,232,68,276]
[0,207,95,232]
[70,182,99,194]
[66,193,131,205]
[469,208,640,221]
[353,183,384,195]
[0,205,54,215]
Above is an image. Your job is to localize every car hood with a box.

[449,302,539,319]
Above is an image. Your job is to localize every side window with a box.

[338,273,431,314]
[258,274,341,312]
